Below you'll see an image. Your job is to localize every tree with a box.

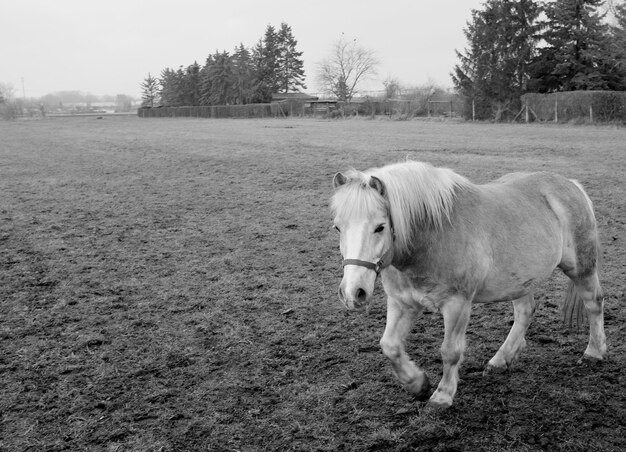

[0,84,15,119]
[383,76,401,99]
[316,35,379,102]
[144,22,305,106]
[181,62,202,106]
[529,0,620,92]
[452,0,542,120]
[232,44,255,104]
[200,51,236,105]
[276,23,307,92]
[140,73,160,107]
[610,0,626,87]
[141,22,305,106]
[159,67,185,106]
[0,83,15,104]
[252,25,281,102]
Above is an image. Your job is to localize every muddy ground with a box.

[1,117,625,451]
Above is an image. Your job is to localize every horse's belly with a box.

[473,272,551,303]
[472,231,562,303]
[474,285,532,303]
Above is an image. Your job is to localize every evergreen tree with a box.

[200,51,236,105]
[159,67,185,106]
[530,0,618,91]
[181,62,202,106]
[140,73,160,107]
[232,44,254,104]
[452,0,542,120]
[610,1,626,88]
[144,22,307,106]
[276,23,307,92]
[252,25,281,102]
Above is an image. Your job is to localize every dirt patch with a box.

[1,117,625,451]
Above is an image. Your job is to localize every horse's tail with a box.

[562,179,602,328]
[562,276,603,328]
[562,281,583,328]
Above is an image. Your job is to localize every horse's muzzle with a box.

[338,284,368,310]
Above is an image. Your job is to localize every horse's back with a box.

[487,172,594,228]
[447,172,597,302]
[490,172,598,276]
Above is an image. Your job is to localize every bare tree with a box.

[316,36,379,101]
[383,75,401,99]
[0,83,15,104]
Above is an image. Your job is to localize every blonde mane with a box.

[332,161,472,254]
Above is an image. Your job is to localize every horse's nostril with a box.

[338,287,345,302]
[356,288,367,303]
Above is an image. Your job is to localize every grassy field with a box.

[1,116,625,451]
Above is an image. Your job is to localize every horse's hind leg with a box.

[560,181,606,361]
[485,293,536,374]
[565,271,606,361]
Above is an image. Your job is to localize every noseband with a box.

[342,228,395,275]
[342,247,394,275]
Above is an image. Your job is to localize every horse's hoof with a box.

[428,390,453,409]
[578,354,604,366]
[406,374,431,401]
[483,364,507,376]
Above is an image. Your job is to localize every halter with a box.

[342,247,394,275]
[342,227,395,275]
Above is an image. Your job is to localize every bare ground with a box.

[1,117,625,451]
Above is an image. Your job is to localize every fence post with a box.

[525,103,529,123]
[554,94,558,123]
[472,99,475,121]
[589,104,593,123]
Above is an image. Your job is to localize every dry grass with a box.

[1,116,625,451]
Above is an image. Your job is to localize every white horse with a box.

[331,160,606,408]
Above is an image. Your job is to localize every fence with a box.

[138,101,336,119]
[138,102,299,119]
[138,98,464,120]
[520,91,626,123]
[332,99,463,118]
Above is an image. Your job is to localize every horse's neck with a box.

[392,185,480,274]
[393,226,440,269]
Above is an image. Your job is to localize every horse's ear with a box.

[333,172,348,189]
[369,175,386,197]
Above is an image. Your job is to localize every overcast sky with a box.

[1,0,486,99]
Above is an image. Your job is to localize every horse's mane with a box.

[332,161,472,254]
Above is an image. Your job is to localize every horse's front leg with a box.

[379,296,430,400]
[429,295,471,409]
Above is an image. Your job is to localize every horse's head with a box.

[331,171,394,310]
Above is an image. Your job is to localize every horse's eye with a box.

[333,225,341,233]
[374,224,385,233]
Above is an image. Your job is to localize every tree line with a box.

[141,23,306,108]
[453,0,626,120]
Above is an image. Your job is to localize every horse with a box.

[330,160,606,408]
